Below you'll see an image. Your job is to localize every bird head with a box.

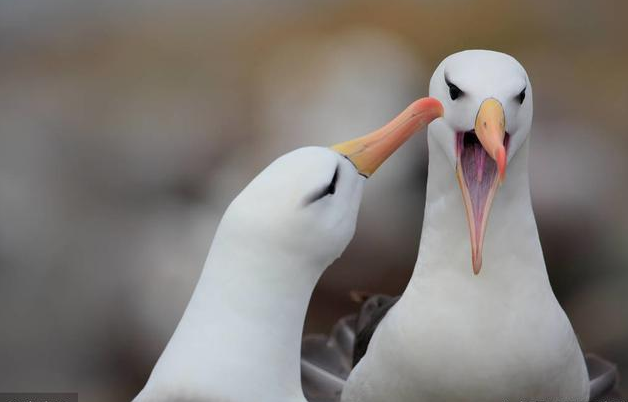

[222,98,443,268]
[428,50,533,274]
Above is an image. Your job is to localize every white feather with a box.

[341,50,590,402]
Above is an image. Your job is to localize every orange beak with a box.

[331,98,444,177]
[456,98,508,275]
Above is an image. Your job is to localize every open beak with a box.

[331,97,443,177]
[456,98,508,275]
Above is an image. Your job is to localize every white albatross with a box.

[337,50,592,402]
[132,98,443,402]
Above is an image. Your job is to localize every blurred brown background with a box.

[0,0,627,401]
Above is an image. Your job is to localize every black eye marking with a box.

[327,166,338,195]
[304,165,339,205]
[516,87,526,104]
[445,74,463,101]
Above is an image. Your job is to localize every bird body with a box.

[134,148,364,402]
[342,138,589,402]
[341,50,590,402]
[133,99,443,402]
[136,220,332,402]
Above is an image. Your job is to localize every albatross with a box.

[340,49,591,402]
[302,50,620,402]
[132,98,443,402]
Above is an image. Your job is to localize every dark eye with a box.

[516,88,526,104]
[326,167,338,195]
[445,75,463,100]
[304,166,339,205]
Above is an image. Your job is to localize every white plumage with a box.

[134,148,364,402]
[341,50,590,402]
[133,99,442,402]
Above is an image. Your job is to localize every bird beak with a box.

[331,97,443,177]
[456,98,508,275]
[475,98,507,183]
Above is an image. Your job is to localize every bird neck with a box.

[145,224,322,402]
[412,134,548,283]
[206,236,320,394]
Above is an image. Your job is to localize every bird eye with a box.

[326,167,338,195]
[445,76,463,100]
[304,166,339,205]
[516,88,526,104]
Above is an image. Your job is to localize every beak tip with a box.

[496,146,507,183]
[409,97,444,121]
[472,252,482,275]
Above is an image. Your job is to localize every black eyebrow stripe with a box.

[444,72,453,85]
[444,72,462,91]
[303,164,339,206]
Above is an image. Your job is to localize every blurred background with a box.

[0,0,627,400]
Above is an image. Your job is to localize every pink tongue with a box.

[460,140,498,238]
[475,145,486,183]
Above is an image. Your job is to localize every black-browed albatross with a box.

[302,50,619,402]
[132,98,443,402]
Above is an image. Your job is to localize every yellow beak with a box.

[475,98,507,182]
[331,98,444,177]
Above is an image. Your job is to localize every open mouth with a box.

[456,130,510,274]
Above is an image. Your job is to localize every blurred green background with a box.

[0,1,627,401]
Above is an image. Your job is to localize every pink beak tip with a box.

[408,97,444,120]
[472,253,482,275]
[496,146,507,183]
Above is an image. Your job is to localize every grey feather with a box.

[353,294,400,366]
[301,294,621,402]
[301,316,356,402]
[587,353,620,401]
